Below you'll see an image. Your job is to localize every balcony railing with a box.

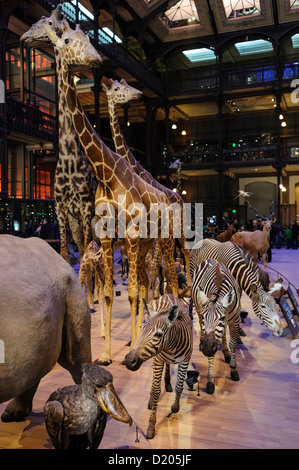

[7,99,57,142]
[167,63,299,97]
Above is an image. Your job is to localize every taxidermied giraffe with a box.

[79,240,105,339]
[102,76,191,288]
[21,5,96,261]
[46,21,179,365]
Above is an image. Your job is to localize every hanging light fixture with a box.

[281,121,287,127]
[172,123,177,129]
[181,130,187,135]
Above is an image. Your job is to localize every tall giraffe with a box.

[46,21,179,365]
[101,76,191,288]
[21,6,96,261]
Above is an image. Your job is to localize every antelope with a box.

[231,201,276,270]
[217,222,235,243]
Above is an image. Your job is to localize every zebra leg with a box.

[147,359,164,439]
[221,326,231,364]
[164,364,172,392]
[171,361,189,413]
[228,320,240,382]
[206,356,215,394]
[95,269,105,340]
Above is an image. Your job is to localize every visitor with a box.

[40,218,54,240]
[285,226,292,249]
[21,219,33,238]
[274,220,282,249]
[291,220,299,250]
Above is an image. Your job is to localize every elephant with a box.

[0,235,92,422]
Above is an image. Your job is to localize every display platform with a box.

[0,248,299,450]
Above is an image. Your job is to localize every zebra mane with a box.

[149,294,188,318]
[234,244,269,290]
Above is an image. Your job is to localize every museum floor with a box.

[1,247,299,450]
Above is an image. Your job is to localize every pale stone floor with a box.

[0,247,299,450]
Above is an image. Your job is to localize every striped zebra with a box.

[190,239,283,337]
[124,294,192,439]
[192,259,242,394]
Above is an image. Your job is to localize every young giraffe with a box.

[21,6,96,261]
[46,21,179,365]
[101,76,191,289]
[79,240,105,340]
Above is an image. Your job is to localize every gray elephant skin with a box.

[0,235,91,422]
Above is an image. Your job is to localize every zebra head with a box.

[124,305,179,371]
[197,289,235,357]
[250,285,283,336]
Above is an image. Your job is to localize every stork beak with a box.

[95,382,133,426]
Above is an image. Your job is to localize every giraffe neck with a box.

[61,64,128,181]
[55,47,81,163]
[107,99,132,163]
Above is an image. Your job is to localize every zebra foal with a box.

[192,259,241,394]
[124,294,192,439]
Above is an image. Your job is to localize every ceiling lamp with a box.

[279,114,284,120]
[181,130,187,135]
[281,121,287,127]
[182,190,187,195]
[172,124,177,129]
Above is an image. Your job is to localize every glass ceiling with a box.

[182,48,216,63]
[290,0,299,8]
[161,0,199,28]
[235,39,273,55]
[222,0,261,19]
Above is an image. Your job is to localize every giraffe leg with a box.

[95,268,105,340]
[79,268,93,309]
[136,241,152,339]
[94,239,114,365]
[55,202,69,261]
[68,213,84,260]
[81,201,94,252]
[126,238,140,347]
[159,239,178,298]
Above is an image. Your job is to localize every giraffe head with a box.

[45,21,102,68]
[101,77,142,106]
[21,5,64,44]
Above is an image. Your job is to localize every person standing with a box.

[291,220,299,250]
[285,226,292,249]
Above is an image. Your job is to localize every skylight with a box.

[102,27,122,43]
[71,0,94,20]
[292,34,299,48]
[223,0,261,19]
[182,48,216,63]
[162,0,199,28]
[290,0,299,8]
[235,39,273,55]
